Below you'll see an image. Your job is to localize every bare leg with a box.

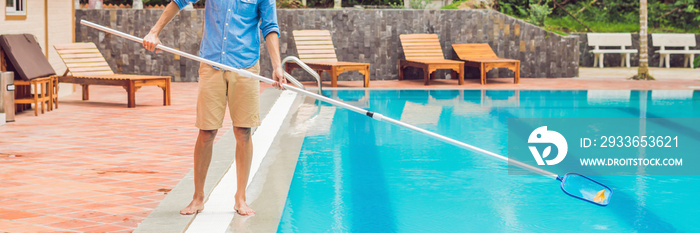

[233,127,255,216]
[180,129,218,215]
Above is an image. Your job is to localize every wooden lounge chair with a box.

[54,43,171,108]
[398,34,464,85]
[287,30,370,87]
[451,43,520,85]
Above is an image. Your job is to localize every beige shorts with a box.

[195,62,261,130]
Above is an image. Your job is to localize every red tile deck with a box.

[0,69,696,232]
[0,82,239,232]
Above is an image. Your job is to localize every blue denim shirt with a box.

[173,0,279,69]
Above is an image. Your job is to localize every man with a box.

[142,0,285,216]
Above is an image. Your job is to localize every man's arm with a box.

[259,0,285,89]
[142,1,181,51]
[264,33,286,89]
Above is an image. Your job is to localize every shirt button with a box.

[224,37,227,40]
[228,9,231,11]
[222,52,225,54]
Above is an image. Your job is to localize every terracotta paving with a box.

[0,69,697,232]
[0,82,262,233]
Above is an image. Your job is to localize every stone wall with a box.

[573,33,700,68]
[76,9,580,82]
[76,9,204,82]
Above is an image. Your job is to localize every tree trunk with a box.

[334,0,342,8]
[88,0,102,9]
[132,0,143,9]
[636,0,653,80]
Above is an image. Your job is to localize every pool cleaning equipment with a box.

[80,20,612,206]
[281,56,322,94]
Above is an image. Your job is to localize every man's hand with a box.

[141,2,179,52]
[272,65,286,90]
[142,31,162,52]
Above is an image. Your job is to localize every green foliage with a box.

[485,0,700,33]
[648,0,700,32]
[409,0,429,9]
[694,57,700,69]
[529,2,552,27]
[303,0,401,8]
[277,0,304,8]
[442,0,464,9]
[387,2,404,8]
[545,16,640,33]
[442,3,458,9]
[496,0,528,18]
[443,0,497,10]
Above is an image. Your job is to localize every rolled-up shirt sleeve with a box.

[172,0,198,10]
[258,0,280,39]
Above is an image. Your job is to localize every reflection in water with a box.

[326,90,371,108]
[331,134,345,232]
[345,109,397,232]
[400,101,443,126]
[587,90,631,104]
[651,90,694,100]
[481,90,520,108]
[291,103,336,137]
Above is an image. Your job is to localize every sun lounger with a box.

[288,30,370,87]
[54,42,171,108]
[398,34,464,85]
[451,43,520,85]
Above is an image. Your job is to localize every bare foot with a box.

[180,198,204,215]
[234,201,255,216]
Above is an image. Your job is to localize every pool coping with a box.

[133,88,286,233]
[225,93,310,232]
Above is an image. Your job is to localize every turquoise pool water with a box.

[277,90,700,232]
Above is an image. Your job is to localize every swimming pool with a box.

[277,90,700,232]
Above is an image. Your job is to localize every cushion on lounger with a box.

[0,34,56,80]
